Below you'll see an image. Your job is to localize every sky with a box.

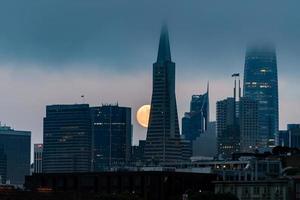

[0,0,300,157]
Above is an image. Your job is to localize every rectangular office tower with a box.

[34,144,43,173]
[243,44,279,147]
[91,105,132,171]
[0,125,30,186]
[239,97,259,152]
[43,104,92,173]
[217,98,240,158]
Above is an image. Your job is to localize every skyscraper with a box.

[0,125,31,185]
[216,97,240,158]
[43,104,92,173]
[182,85,209,141]
[34,144,43,173]
[239,97,259,152]
[243,44,279,147]
[91,104,132,171]
[144,25,182,164]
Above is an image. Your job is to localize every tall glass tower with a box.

[243,44,279,147]
[144,25,182,164]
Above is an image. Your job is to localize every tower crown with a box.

[157,25,172,62]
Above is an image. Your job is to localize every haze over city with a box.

[0,0,299,149]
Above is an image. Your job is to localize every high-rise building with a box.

[0,125,30,185]
[144,25,183,164]
[243,44,279,147]
[216,97,240,158]
[91,105,132,171]
[182,85,209,141]
[239,97,259,152]
[193,121,217,158]
[34,144,43,173]
[43,104,92,173]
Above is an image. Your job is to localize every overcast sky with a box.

[0,0,300,156]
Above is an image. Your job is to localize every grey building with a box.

[34,144,43,173]
[144,25,183,164]
[239,97,259,152]
[243,44,279,147]
[193,121,216,158]
[182,85,209,141]
[43,104,92,173]
[217,97,240,158]
[0,125,31,186]
[91,105,132,171]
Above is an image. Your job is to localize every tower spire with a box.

[157,24,172,62]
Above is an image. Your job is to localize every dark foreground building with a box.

[25,171,216,200]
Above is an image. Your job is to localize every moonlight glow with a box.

[136,105,151,128]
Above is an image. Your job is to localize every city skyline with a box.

[0,0,300,154]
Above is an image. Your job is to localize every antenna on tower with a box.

[81,95,86,104]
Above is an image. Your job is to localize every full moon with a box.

[136,105,151,128]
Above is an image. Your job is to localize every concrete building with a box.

[193,121,217,158]
[33,144,43,173]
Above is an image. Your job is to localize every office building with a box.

[239,97,259,152]
[33,144,43,173]
[182,85,209,141]
[217,97,240,158]
[91,104,132,171]
[43,104,92,173]
[0,125,31,185]
[144,25,183,164]
[243,44,279,147]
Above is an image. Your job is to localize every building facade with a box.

[91,105,132,171]
[0,125,31,185]
[43,104,92,173]
[239,97,259,152]
[193,121,217,158]
[182,86,209,141]
[217,97,240,158]
[278,124,300,148]
[144,25,183,164]
[33,144,43,173]
[243,44,279,147]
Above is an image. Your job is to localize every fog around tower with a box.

[0,0,299,148]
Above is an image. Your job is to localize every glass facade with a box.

[243,44,279,147]
[91,105,132,171]
[43,104,92,173]
[182,89,209,141]
[0,126,30,185]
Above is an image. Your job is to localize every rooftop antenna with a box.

[81,95,86,104]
